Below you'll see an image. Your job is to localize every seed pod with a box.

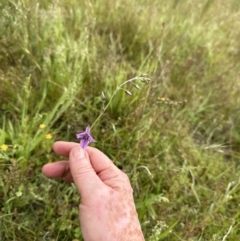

[133,83,141,90]
[101,91,105,101]
[125,90,133,96]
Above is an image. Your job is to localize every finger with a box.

[53,141,120,175]
[69,146,104,198]
[53,141,79,157]
[42,161,74,182]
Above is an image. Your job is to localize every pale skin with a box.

[42,141,145,241]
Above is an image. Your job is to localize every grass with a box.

[0,0,240,240]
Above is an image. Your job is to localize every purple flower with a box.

[76,126,96,149]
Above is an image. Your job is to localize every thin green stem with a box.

[90,88,118,129]
[91,76,140,129]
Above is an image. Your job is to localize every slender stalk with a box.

[91,76,141,129]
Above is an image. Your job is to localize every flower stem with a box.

[91,76,140,129]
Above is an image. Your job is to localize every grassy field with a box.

[1,0,240,240]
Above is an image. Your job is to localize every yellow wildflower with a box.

[226,195,233,201]
[1,144,8,151]
[39,124,46,129]
[159,97,165,101]
[45,134,52,140]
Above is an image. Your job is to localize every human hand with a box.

[42,141,145,241]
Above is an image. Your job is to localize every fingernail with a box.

[72,146,85,160]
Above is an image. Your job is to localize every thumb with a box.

[69,146,102,198]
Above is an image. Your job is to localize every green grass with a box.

[1,0,240,240]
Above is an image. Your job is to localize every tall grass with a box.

[0,0,240,240]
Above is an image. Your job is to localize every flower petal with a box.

[88,136,96,142]
[76,133,86,139]
[80,139,89,149]
[85,125,91,134]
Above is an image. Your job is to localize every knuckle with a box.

[121,171,130,182]
[120,171,133,193]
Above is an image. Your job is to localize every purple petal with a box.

[85,125,91,134]
[88,136,96,142]
[76,133,86,139]
[80,139,89,149]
